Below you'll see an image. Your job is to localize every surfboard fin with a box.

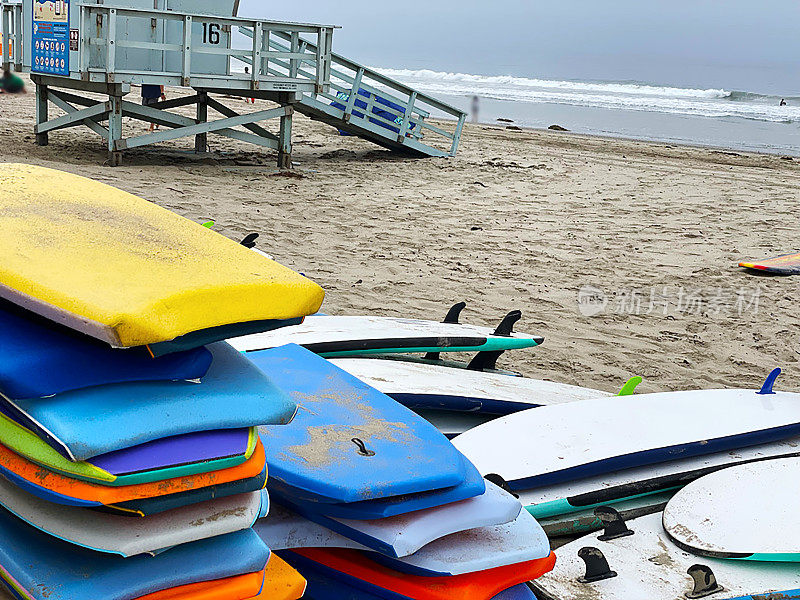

[616,376,643,396]
[483,474,519,499]
[577,547,617,583]
[425,302,467,360]
[595,507,634,541]
[757,368,781,395]
[494,310,522,337]
[685,565,724,599]
[240,233,259,248]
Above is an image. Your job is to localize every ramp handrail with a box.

[1,0,23,71]
[79,4,333,90]
[238,26,466,157]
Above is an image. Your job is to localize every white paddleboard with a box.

[228,314,542,356]
[532,513,800,600]
[277,481,521,558]
[663,456,800,561]
[0,474,262,557]
[255,502,549,576]
[452,387,800,489]
[329,358,610,413]
[519,436,800,518]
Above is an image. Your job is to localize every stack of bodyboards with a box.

[247,344,555,600]
[0,164,325,600]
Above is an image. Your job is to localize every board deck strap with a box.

[0,164,324,349]
[740,252,800,275]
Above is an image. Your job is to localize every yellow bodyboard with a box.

[0,164,324,347]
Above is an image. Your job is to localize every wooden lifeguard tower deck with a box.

[1,0,466,166]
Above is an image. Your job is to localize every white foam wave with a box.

[371,67,799,124]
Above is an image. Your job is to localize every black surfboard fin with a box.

[425,302,467,360]
[240,233,259,248]
[483,473,519,499]
[595,506,634,541]
[757,367,781,395]
[494,310,522,337]
[685,565,724,598]
[577,547,617,583]
[467,348,506,372]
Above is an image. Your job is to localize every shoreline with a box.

[1,76,799,396]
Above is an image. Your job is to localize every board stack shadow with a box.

[0,164,326,600]
[245,345,557,599]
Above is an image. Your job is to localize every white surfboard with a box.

[452,387,800,489]
[255,502,550,576]
[532,513,800,600]
[519,436,800,518]
[664,456,800,561]
[329,358,610,413]
[277,481,522,558]
[0,475,262,557]
[228,314,542,356]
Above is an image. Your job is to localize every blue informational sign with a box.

[32,0,69,76]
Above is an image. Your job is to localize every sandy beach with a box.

[2,75,799,395]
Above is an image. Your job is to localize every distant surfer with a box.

[471,95,480,123]
[141,84,166,132]
[780,98,787,106]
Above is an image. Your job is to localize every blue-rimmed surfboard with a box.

[453,370,800,490]
[230,308,542,358]
[328,358,609,414]
[532,513,800,600]
[663,456,800,562]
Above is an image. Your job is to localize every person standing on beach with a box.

[141,84,166,131]
[471,95,480,123]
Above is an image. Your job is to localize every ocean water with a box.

[373,68,800,156]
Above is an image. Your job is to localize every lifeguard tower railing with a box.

[3,0,334,166]
[1,0,22,72]
[238,27,465,158]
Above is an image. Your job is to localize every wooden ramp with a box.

[239,29,467,158]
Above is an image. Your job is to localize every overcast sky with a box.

[239,0,800,94]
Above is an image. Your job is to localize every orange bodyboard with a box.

[0,439,265,505]
[292,548,556,600]
[132,556,306,600]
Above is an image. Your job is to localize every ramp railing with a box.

[238,26,465,157]
[78,4,333,92]
[1,0,23,71]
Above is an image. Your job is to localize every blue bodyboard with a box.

[0,506,270,600]
[2,342,296,461]
[0,300,212,399]
[251,344,467,504]
[271,456,485,520]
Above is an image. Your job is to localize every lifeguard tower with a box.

[1,0,466,166]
